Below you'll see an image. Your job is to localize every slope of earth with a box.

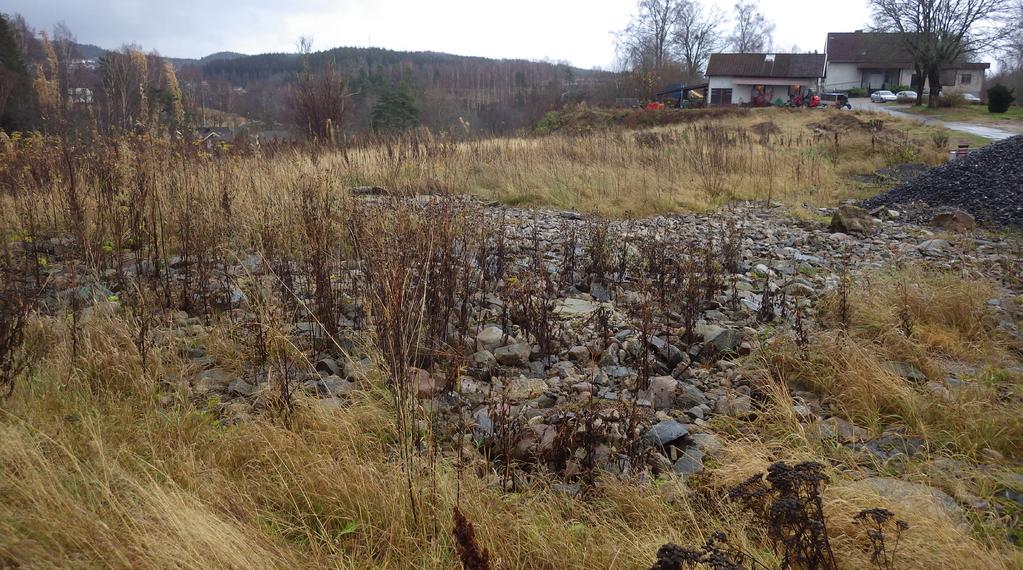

[862,135,1023,227]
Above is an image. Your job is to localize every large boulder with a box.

[847,477,963,522]
[829,205,876,235]
[476,325,507,352]
[930,210,976,232]
[643,419,690,448]
[494,343,531,366]
[641,375,679,410]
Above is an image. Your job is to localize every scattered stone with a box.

[228,379,255,397]
[715,394,752,417]
[887,361,927,383]
[494,343,531,366]
[930,210,976,232]
[848,477,964,521]
[673,447,705,475]
[642,375,678,410]
[476,325,507,352]
[829,205,876,235]
[644,419,690,448]
[812,416,869,443]
[554,298,601,317]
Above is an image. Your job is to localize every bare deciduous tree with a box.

[871,0,1010,106]
[617,0,682,80]
[291,60,348,142]
[672,0,726,80]
[728,1,775,53]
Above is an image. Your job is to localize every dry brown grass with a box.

[0,303,1020,568]
[766,264,1023,460]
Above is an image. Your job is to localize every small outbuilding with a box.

[705,53,827,107]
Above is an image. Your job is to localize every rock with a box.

[228,379,255,396]
[709,329,743,355]
[715,394,752,417]
[696,323,726,343]
[918,239,950,257]
[343,358,374,382]
[505,376,547,400]
[554,298,601,317]
[315,398,346,412]
[923,381,951,401]
[848,477,963,521]
[494,343,531,366]
[830,205,876,235]
[473,408,494,439]
[643,419,690,448]
[472,350,496,367]
[690,432,723,456]
[673,447,705,475]
[642,375,678,410]
[318,375,356,397]
[476,325,507,352]
[677,384,708,408]
[812,416,869,443]
[887,361,927,383]
[314,357,340,377]
[862,434,925,462]
[567,345,591,364]
[930,210,976,232]
[194,368,232,393]
[412,368,436,398]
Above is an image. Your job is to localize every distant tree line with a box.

[615,0,775,94]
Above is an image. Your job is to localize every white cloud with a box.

[7,0,872,66]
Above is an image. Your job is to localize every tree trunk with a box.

[914,64,925,106]
[927,68,942,108]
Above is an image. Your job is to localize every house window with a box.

[960,73,972,85]
[710,88,733,106]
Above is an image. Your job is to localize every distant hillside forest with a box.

[187,46,626,135]
[0,12,645,139]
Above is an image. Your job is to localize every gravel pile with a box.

[862,135,1023,227]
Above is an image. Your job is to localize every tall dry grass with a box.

[2,310,1020,569]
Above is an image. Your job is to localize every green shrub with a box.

[987,84,1016,113]
[847,87,868,98]
[891,85,910,93]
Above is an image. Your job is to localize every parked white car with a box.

[962,93,982,104]
[896,90,918,103]
[870,90,897,103]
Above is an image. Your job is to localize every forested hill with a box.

[189,45,625,134]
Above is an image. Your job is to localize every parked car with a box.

[870,90,897,103]
[962,93,982,104]
[895,90,918,103]
[820,92,853,109]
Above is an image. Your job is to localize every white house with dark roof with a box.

[823,31,989,95]
[705,53,828,107]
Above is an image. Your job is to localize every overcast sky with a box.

[8,0,873,68]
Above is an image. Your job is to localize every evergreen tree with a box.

[0,14,34,131]
[371,85,419,133]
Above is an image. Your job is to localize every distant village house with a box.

[823,31,989,95]
[705,53,827,107]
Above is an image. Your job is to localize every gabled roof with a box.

[825,32,992,70]
[825,32,915,65]
[706,53,827,78]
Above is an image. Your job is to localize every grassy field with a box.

[1,111,1020,569]
[1,265,1020,569]
[898,104,1023,130]
[0,107,956,221]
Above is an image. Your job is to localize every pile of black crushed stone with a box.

[861,135,1023,227]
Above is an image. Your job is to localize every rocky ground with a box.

[22,196,1023,534]
[863,135,1023,228]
